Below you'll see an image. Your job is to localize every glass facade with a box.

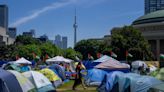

[145,0,164,14]
[0,5,8,30]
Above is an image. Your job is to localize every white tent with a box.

[23,71,55,91]
[46,56,73,64]
[14,57,32,64]
[8,70,35,92]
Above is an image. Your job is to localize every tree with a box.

[64,48,82,60]
[74,39,105,60]
[111,26,153,61]
[15,35,41,45]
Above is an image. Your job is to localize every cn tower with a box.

[73,9,77,47]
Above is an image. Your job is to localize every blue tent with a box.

[49,64,66,81]
[124,74,162,92]
[84,68,107,86]
[0,69,22,92]
[98,71,125,92]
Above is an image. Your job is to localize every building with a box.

[62,36,67,49]
[0,5,8,30]
[54,35,62,48]
[145,0,164,14]
[8,27,16,38]
[132,10,164,60]
[37,34,49,42]
[54,35,68,49]
[0,5,14,45]
[22,29,35,37]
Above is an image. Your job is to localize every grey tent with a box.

[0,68,22,92]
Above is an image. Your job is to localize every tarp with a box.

[93,55,111,62]
[84,69,107,86]
[149,83,164,91]
[14,57,32,64]
[46,56,73,64]
[8,70,36,92]
[23,71,55,92]
[95,58,129,69]
[0,69,22,92]
[49,64,66,81]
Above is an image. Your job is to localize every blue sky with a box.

[0,0,144,47]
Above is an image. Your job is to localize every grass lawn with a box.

[56,80,97,92]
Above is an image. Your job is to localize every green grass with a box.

[56,80,97,92]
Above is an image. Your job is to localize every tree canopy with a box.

[111,26,153,61]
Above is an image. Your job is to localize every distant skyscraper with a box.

[73,9,78,46]
[145,0,164,14]
[0,5,8,30]
[22,29,35,37]
[8,27,16,38]
[54,35,62,48]
[30,29,35,37]
[62,36,67,49]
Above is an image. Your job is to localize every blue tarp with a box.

[84,68,108,86]
[0,69,23,92]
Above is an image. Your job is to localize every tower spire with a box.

[73,8,77,47]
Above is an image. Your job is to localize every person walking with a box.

[72,62,86,90]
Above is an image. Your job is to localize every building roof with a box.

[133,10,164,25]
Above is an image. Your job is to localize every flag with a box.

[126,51,133,57]
[97,53,102,58]
[160,54,164,59]
[110,51,117,58]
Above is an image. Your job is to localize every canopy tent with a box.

[95,58,130,71]
[149,83,164,92]
[23,71,55,92]
[40,68,62,88]
[0,69,22,92]
[84,68,107,86]
[14,57,32,64]
[8,70,36,92]
[46,56,73,64]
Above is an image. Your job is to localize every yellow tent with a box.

[40,68,61,82]
[74,62,86,69]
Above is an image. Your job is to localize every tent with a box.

[94,55,113,62]
[14,57,32,64]
[8,70,36,92]
[46,56,73,64]
[0,69,22,92]
[98,71,125,92]
[149,83,164,92]
[40,68,62,88]
[155,68,164,81]
[2,63,21,72]
[95,58,130,73]
[123,73,162,92]
[132,60,147,69]
[48,64,66,81]
[84,68,107,86]
[23,71,55,92]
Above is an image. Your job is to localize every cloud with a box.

[10,0,77,27]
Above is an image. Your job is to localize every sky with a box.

[0,0,144,47]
